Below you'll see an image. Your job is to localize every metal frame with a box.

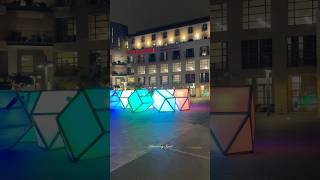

[56,88,109,162]
[0,90,33,149]
[210,85,255,155]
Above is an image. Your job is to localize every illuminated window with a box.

[148,65,157,74]
[160,76,168,85]
[137,66,145,74]
[172,63,181,72]
[242,0,271,29]
[149,76,156,85]
[128,77,135,83]
[56,51,78,69]
[186,61,195,71]
[173,74,181,83]
[20,55,34,74]
[89,14,108,40]
[200,59,210,70]
[288,0,318,25]
[160,64,168,73]
[211,3,227,32]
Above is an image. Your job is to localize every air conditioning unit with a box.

[0,5,6,15]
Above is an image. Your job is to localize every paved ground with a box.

[211,113,320,180]
[0,144,109,180]
[110,102,211,180]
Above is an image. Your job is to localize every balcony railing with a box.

[3,1,52,12]
[7,31,54,46]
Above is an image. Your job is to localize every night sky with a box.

[110,0,209,34]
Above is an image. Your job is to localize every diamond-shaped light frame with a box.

[32,90,77,150]
[128,89,154,113]
[119,90,134,109]
[0,90,32,150]
[174,89,190,111]
[210,86,255,156]
[152,89,176,112]
[57,88,109,162]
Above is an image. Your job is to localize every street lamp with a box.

[37,56,53,90]
[265,69,272,116]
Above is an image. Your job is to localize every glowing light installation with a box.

[18,91,40,143]
[210,86,255,155]
[0,91,32,150]
[119,90,134,109]
[32,90,77,150]
[174,89,190,111]
[152,89,176,112]
[110,90,122,109]
[128,89,154,113]
[57,88,109,162]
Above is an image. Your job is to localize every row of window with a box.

[212,35,316,70]
[136,59,210,75]
[211,0,318,32]
[134,46,210,63]
[133,23,209,44]
[135,73,209,85]
[56,14,107,42]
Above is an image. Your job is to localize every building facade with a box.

[110,21,129,89]
[128,17,210,97]
[210,0,319,113]
[0,0,109,90]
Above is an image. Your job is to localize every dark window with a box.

[172,50,181,60]
[211,42,228,71]
[200,72,209,83]
[152,34,156,41]
[175,29,180,36]
[149,53,156,62]
[185,74,195,83]
[56,17,77,42]
[163,32,168,39]
[160,51,168,61]
[200,46,209,56]
[137,55,145,64]
[188,27,193,34]
[138,77,145,85]
[242,39,272,69]
[186,48,195,58]
[141,36,145,43]
[287,35,316,66]
[131,38,135,44]
[202,23,208,31]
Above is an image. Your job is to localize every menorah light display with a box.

[110,89,190,112]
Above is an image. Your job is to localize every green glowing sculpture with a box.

[57,88,109,162]
[128,89,154,113]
